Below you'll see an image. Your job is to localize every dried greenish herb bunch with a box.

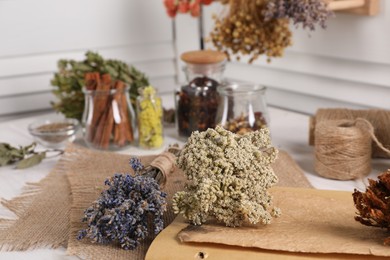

[51,51,149,120]
[172,125,280,227]
[210,0,292,63]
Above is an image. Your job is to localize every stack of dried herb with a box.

[51,51,149,121]
[83,72,134,150]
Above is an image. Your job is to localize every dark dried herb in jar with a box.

[177,76,219,137]
[176,50,226,138]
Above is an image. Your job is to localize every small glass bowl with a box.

[28,118,80,149]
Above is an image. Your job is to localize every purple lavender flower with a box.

[263,0,334,30]
[129,157,144,172]
[77,173,167,250]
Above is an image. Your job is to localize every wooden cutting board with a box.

[146,187,389,260]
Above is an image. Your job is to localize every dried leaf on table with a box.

[16,152,46,169]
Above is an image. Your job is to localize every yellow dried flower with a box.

[137,86,163,149]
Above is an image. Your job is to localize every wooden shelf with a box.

[327,0,380,16]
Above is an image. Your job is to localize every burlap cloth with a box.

[0,143,311,259]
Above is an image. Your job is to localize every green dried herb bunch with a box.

[172,125,280,227]
[51,51,149,120]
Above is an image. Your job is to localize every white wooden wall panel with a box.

[0,0,172,57]
[225,63,390,108]
[197,1,390,115]
[0,0,177,118]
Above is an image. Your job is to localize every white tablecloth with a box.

[0,107,389,259]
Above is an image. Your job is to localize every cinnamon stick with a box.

[113,81,134,146]
[85,72,100,91]
[84,72,133,149]
[90,74,112,147]
[97,104,114,149]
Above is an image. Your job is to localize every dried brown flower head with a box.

[353,170,390,245]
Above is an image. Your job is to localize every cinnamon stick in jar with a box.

[83,72,134,149]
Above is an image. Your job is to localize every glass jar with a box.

[175,51,226,138]
[216,83,270,135]
[82,86,136,150]
[136,86,164,149]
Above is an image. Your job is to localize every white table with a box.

[0,107,389,259]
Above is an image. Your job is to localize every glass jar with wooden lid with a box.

[175,50,227,138]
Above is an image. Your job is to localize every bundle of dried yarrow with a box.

[173,126,280,227]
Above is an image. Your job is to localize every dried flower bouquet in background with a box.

[210,0,334,63]
[353,170,390,245]
[210,0,293,63]
[173,126,280,227]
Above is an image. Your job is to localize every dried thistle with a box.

[172,125,279,227]
[353,170,390,245]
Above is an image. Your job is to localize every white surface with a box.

[0,106,389,259]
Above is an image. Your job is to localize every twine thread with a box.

[310,109,390,158]
[314,118,390,180]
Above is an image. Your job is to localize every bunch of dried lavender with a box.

[77,158,167,250]
[263,0,334,30]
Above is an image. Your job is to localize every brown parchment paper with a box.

[178,187,390,257]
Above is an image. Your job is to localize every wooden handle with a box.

[325,0,379,16]
[327,0,365,11]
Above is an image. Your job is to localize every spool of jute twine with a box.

[309,109,390,158]
[314,118,390,180]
